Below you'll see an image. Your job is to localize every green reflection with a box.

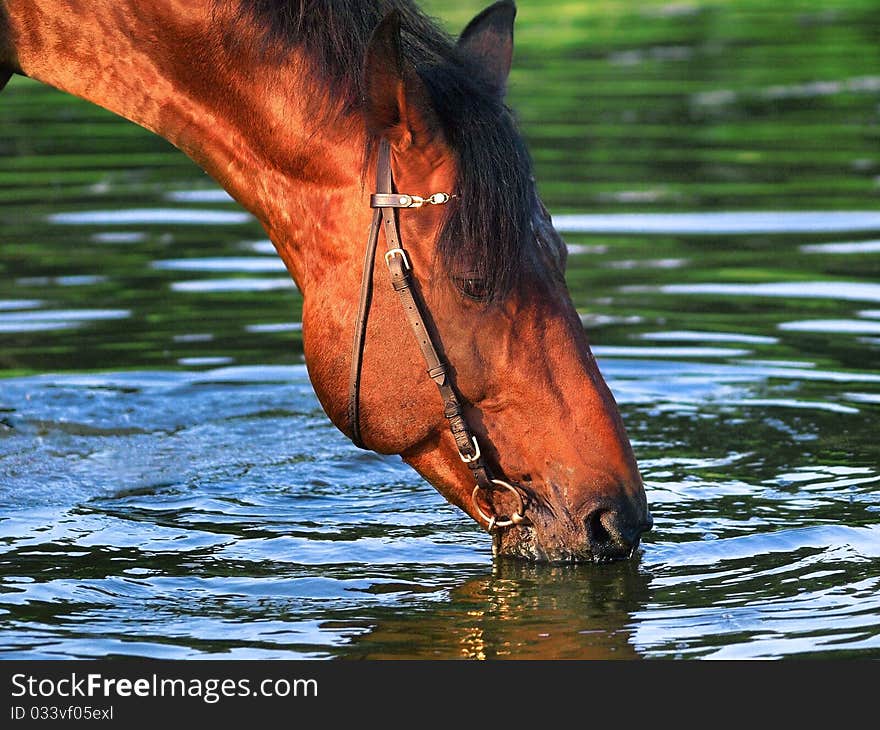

[341,560,652,659]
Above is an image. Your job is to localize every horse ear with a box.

[457,1,516,94]
[363,10,427,150]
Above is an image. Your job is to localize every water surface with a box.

[0,0,878,658]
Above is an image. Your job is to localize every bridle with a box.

[347,138,526,532]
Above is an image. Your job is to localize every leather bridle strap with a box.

[346,204,382,450]
[347,138,525,531]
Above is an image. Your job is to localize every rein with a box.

[347,138,526,532]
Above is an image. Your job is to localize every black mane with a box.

[226,0,535,301]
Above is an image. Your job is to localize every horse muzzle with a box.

[492,492,653,564]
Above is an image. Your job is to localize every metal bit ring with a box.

[471,479,526,531]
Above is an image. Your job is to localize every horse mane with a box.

[224,0,535,302]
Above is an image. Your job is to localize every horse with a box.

[0,0,652,562]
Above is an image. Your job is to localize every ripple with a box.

[170,278,296,293]
[0,321,80,333]
[639,330,778,344]
[154,257,286,273]
[554,211,880,235]
[0,361,876,660]
[49,209,252,226]
[593,345,751,358]
[91,232,147,244]
[172,333,214,343]
[245,322,302,333]
[658,281,880,302]
[0,309,129,322]
[0,299,43,311]
[579,313,643,328]
[56,275,107,287]
[177,357,235,367]
[719,398,859,414]
[244,240,276,254]
[844,392,880,405]
[602,357,880,385]
[0,309,130,333]
[779,319,880,335]
[633,571,880,659]
[647,524,880,567]
[166,190,234,203]
[800,239,880,254]
[567,243,608,255]
[15,276,106,288]
[215,535,484,567]
[189,365,306,383]
[603,258,687,270]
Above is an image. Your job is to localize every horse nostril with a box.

[585,507,650,556]
[585,509,613,549]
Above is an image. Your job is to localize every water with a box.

[1,0,879,659]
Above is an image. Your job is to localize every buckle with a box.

[458,435,481,463]
[384,248,411,271]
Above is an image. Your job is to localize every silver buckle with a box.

[384,248,411,271]
[399,192,452,208]
[458,436,481,463]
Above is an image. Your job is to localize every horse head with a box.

[306,3,652,562]
[0,0,652,562]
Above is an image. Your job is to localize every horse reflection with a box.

[341,560,651,659]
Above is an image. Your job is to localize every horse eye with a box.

[453,275,491,301]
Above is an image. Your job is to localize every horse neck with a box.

[3,0,368,289]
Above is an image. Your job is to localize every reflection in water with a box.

[659,282,880,302]
[170,278,295,293]
[801,240,880,254]
[48,209,252,225]
[0,309,129,334]
[0,315,876,659]
[778,320,880,335]
[1,364,876,658]
[153,257,287,273]
[344,562,651,660]
[554,212,880,235]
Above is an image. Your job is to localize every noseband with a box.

[347,138,526,532]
